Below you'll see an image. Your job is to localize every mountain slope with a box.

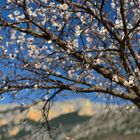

[0,99,140,140]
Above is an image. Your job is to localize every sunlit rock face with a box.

[8,127,20,137]
[0,99,98,123]
[48,99,98,119]
[0,98,109,122]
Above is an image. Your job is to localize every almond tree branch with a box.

[1,19,139,94]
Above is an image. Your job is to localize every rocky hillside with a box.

[0,99,140,140]
[58,109,140,140]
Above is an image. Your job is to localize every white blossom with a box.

[123,80,129,87]
[0,36,3,40]
[0,96,4,100]
[9,53,16,59]
[44,95,48,100]
[35,63,41,69]
[111,2,115,9]
[59,4,68,10]
[112,75,119,82]
[34,84,38,89]
[128,75,135,86]
[68,70,74,78]
[114,20,123,29]
[99,27,107,35]
[48,40,52,44]
[86,37,92,43]
[14,11,20,16]
[7,0,11,3]
[8,14,14,20]
[3,86,8,91]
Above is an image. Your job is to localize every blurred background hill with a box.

[0,99,140,140]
